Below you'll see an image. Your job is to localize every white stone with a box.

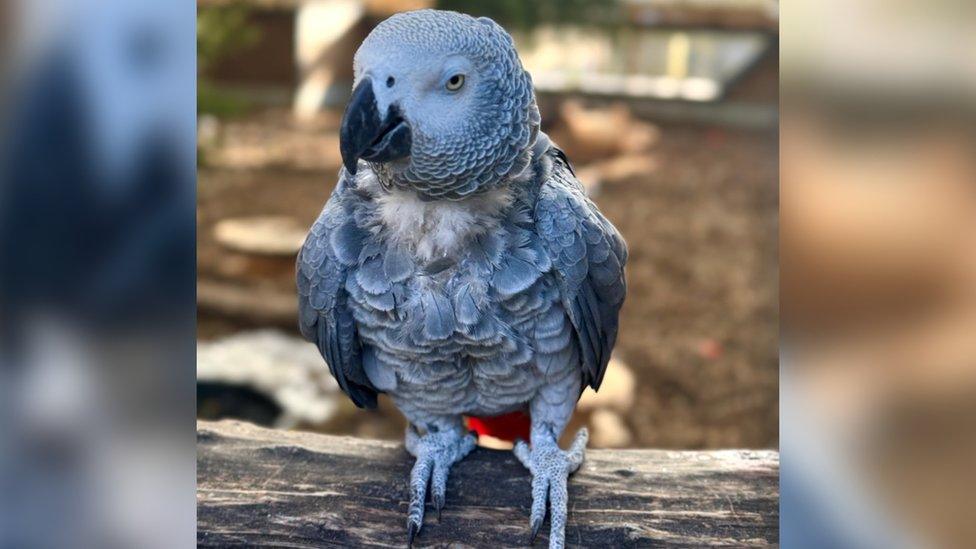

[577,357,635,413]
[589,409,633,448]
[197,330,339,425]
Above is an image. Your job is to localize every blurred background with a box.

[781,0,976,548]
[1,0,195,547]
[194,0,781,451]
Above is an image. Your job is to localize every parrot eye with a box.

[445,74,465,91]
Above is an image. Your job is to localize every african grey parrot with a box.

[297,10,627,548]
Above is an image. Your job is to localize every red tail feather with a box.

[466,410,531,442]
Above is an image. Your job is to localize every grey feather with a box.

[296,171,378,409]
[363,346,398,391]
[491,255,541,298]
[357,255,392,295]
[421,287,456,340]
[534,146,628,390]
[330,221,367,267]
[364,288,397,312]
[453,282,482,325]
[383,246,414,282]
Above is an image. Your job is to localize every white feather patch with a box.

[373,183,513,262]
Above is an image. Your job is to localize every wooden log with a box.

[197,420,779,547]
[196,280,298,328]
[213,216,307,256]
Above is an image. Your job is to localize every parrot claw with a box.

[529,517,543,544]
[433,493,444,522]
[517,428,588,549]
[407,520,418,547]
[403,425,477,541]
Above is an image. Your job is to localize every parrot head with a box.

[340,10,540,199]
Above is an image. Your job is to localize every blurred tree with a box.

[197,3,261,118]
[198,3,261,74]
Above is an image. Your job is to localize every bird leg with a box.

[403,420,477,545]
[514,424,588,549]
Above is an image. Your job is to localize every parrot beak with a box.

[339,77,412,175]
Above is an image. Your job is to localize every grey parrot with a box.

[297,10,627,548]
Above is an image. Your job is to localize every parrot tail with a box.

[466,410,531,442]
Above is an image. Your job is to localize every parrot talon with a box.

[407,521,418,547]
[529,517,543,544]
[517,428,588,549]
[433,493,444,522]
[402,425,476,538]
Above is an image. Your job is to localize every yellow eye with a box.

[446,74,465,91]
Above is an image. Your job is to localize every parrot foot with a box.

[403,424,477,544]
[514,428,588,549]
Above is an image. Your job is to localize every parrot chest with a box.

[345,217,569,415]
[352,261,559,416]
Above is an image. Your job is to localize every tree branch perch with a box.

[197,420,778,547]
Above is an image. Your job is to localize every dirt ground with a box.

[198,107,778,449]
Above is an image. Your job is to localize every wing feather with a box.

[297,171,378,408]
[534,145,627,390]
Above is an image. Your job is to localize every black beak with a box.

[339,77,412,175]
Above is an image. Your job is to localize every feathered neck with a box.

[366,104,543,202]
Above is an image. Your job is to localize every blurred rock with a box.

[214,216,307,256]
[578,357,636,414]
[559,100,660,163]
[576,153,659,196]
[197,330,338,427]
[197,280,298,328]
[589,409,633,448]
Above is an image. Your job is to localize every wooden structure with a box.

[198,420,779,547]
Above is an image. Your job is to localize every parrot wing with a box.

[296,170,378,409]
[534,146,628,391]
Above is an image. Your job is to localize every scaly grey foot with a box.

[403,424,477,546]
[514,428,588,549]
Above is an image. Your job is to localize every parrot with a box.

[296,10,627,548]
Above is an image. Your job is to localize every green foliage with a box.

[197,3,261,75]
[198,81,253,119]
[198,3,261,119]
